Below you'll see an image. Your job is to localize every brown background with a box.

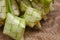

[0,0,60,40]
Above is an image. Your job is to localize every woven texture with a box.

[25,0,60,40]
[0,0,60,40]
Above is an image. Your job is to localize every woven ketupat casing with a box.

[11,0,20,16]
[0,0,6,26]
[3,13,25,40]
[0,0,6,19]
[24,7,42,28]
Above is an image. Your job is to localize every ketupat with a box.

[14,0,31,16]
[3,13,25,40]
[28,0,54,20]
[29,0,42,10]
[3,0,25,40]
[7,0,20,16]
[19,0,54,29]
[23,7,42,29]
[0,0,20,26]
[20,0,31,12]
[0,0,54,40]
[0,0,6,27]
[40,0,54,13]
[40,0,54,20]
[0,0,6,19]
[20,1,28,12]
[11,0,20,16]
[20,1,42,29]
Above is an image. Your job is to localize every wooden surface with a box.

[0,0,60,40]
